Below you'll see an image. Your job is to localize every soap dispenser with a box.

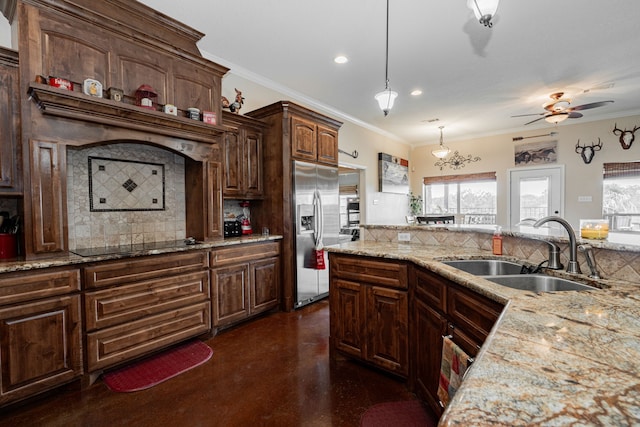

[492,226,503,255]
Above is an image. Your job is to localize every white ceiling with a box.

[139,0,640,146]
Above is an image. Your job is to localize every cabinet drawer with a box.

[210,242,280,267]
[84,251,208,289]
[86,301,211,372]
[0,267,80,306]
[447,284,504,343]
[414,267,447,313]
[330,254,408,289]
[84,271,210,331]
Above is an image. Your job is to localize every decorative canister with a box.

[187,107,201,120]
[83,79,103,97]
[163,104,178,115]
[49,76,73,90]
[202,111,217,125]
[0,233,17,259]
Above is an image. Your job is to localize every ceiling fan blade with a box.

[568,112,583,119]
[524,116,547,125]
[511,113,545,118]
[567,100,614,111]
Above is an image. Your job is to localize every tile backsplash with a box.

[67,143,186,249]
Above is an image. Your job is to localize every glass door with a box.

[508,165,564,228]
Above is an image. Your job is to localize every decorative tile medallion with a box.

[89,157,165,211]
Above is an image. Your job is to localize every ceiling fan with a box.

[513,92,614,125]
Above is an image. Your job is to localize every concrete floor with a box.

[0,300,437,426]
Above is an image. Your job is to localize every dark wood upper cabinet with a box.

[3,0,231,258]
[221,112,266,199]
[0,47,21,194]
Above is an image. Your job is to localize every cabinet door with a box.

[0,49,20,192]
[250,257,279,314]
[0,295,82,406]
[330,279,365,359]
[206,161,223,239]
[366,286,409,376]
[29,140,67,254]
[243,129,263,198]
[223,130,242,197]
[212,263,250,326]
[291,116,317,162]
[316,124,339,166]
[413,298,448,416]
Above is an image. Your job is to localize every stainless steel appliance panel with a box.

[293,161,339,308]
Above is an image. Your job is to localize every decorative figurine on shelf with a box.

[221,88,244,113]
[135,84,158,110]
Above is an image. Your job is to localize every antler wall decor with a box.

[434,151,481,170]
[613,123,639,149]
[575,138,602,164]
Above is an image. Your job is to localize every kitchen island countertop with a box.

[327,240,640,426]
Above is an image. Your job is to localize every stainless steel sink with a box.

[485,274,595,292]
[442,259,524,276]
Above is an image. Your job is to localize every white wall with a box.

[0,17,11,48]
[411,115,640,229]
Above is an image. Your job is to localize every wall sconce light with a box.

[467,0,499,28]
[431,126,451,159]
[375,0,397,116]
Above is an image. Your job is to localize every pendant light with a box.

[467,0,499,28]
[432,126,451,159]
[375,0,397,116]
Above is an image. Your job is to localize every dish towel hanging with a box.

[437,336,472,408]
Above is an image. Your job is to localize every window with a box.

[423,172,497,224]
[603,162,640,232]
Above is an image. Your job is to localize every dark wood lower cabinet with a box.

[329,253,505,415]
[0,295,82,407]
[83,252,211,377]
[413,298,448,416]
[366,285,409,376]
[329,254,409,378]
[0,267,82,407]
[211,241,281,329]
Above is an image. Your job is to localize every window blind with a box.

[423,171,496,185]
[603,162,640,179]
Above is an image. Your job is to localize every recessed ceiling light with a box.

[411,89,423,96]
[334,56,348,64]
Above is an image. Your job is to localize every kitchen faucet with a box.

[533,216,581,274]
[578,244,601,279]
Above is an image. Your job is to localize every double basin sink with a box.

[442,259,594,292]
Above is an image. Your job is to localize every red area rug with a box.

[102,340,213,392]
[361,400,438,427]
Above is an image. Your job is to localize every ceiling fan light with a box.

[545,113,569,124]
[467,0,499,27]
[375,88,398,116]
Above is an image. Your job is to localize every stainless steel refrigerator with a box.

[293,160,340,308]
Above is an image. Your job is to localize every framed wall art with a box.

[378,152,409,194]
[514,140,558,166]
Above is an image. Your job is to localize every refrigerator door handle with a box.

[316,189,324,247]
[312,190,319,247]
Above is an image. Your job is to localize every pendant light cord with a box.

[384,0,390,89]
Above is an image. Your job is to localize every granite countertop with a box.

[326,240,640,426]
[0,235,283,274]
